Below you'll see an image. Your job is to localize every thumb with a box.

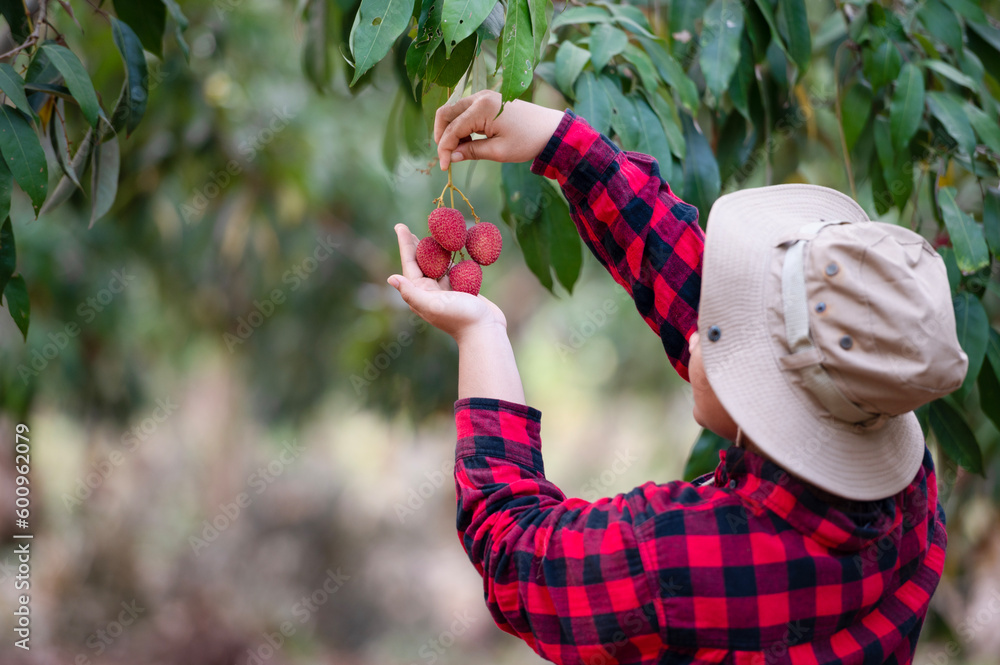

[451,137,506,165]
[388,274,433,311]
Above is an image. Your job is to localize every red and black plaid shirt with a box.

[453,112,947,664]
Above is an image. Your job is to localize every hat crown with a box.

[801,222,968,416]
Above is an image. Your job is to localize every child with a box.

[387,90,968,665]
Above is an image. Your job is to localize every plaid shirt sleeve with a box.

[455,398,947,665]
[530,110,704,381]
[455,398,664,664]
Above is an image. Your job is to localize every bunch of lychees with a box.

[414,168,502,296]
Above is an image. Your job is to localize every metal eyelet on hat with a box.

[707,326,721,342]
[825,262,839,276]
[840,335,853,350]
[728,479,737,489]
[815,302,826,313]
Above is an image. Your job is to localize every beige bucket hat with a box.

[699,184,969,501]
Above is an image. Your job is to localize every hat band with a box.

[780,230,879,425]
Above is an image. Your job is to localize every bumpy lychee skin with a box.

[428,207,467,252]
[448,260,483,296]
[415,236,452,279]
[465,222,503,266]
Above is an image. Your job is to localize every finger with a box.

[437,95,500,170]
[395,224,423,281]
[451,136,507,165]
[434,95,478,145]
[388,274,437,314]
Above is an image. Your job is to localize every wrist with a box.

[453,320,509,347]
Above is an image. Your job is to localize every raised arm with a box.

[435,92,704,381]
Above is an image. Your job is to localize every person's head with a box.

[691,185,968,501]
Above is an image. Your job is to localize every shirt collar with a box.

[714,445,900,552]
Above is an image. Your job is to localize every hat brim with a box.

[699,185,924,501]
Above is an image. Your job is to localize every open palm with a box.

[389,224,506,339]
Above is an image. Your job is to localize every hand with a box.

[434,90,565,170]
[387,223,507,340]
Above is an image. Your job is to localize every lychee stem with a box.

[431,166,481,223]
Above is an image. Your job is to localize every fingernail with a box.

[451,152,464,163]
[387,276,399,288]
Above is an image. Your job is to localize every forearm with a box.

[455,323,526,403]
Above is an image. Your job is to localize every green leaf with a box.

[917,0,963,54]
[862,41,902,91]
[920,59,977,90]
[0,0,30,43]
[978,335,1000,433]
[573,71,612,135]
[0,64,31,118]
[0,107,47,215]
[40,127,96,216]
[406,0,444,93]
[161,0,190,60]
[349,0,414,85]
[632,96,673,182]
[90,137,120,228]
[606,3,655,38]
[441,0,495,57]
[777,0,810,73]
[112,0,166,57]
[502,161,554,291]
[683,429,730,481]
[927,91,977,158]
[965,103,1000,155]
[590,23,628,72]
[938,187,990,273]
[515,212,553,291]
[604,80,639,148]
[953,291,989,397]
[551,5,610,30]
[590,23,628,73]
[638,37,699,112]
[527,0,549,62]
[0,216,13,297]
[3,272,28,340]
[984,188,1000,256]
[752,0,792,64]
[622,43,659,92]
[916,403,930,437]
[681,112,720,222]
[642,87,685,159]
[668,0,701,58]
[48,100,82,192]
[0,159,11,223]
[700,0,744,101]
[545,184,582,292]
[111,18,149,136]
[498,0,534,104]
[889,63,924,152]
[840,81,872,152]
[554,41,589,97]
[943,0,986,23]
[427,33,477,87]
[929,398,982,474]
[40,44,101,128]
[728,34,754,119]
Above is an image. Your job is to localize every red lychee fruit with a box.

[448,260,483,296]
[465,222,503,266]
[415,236,452,279]
[428,207,467,252]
